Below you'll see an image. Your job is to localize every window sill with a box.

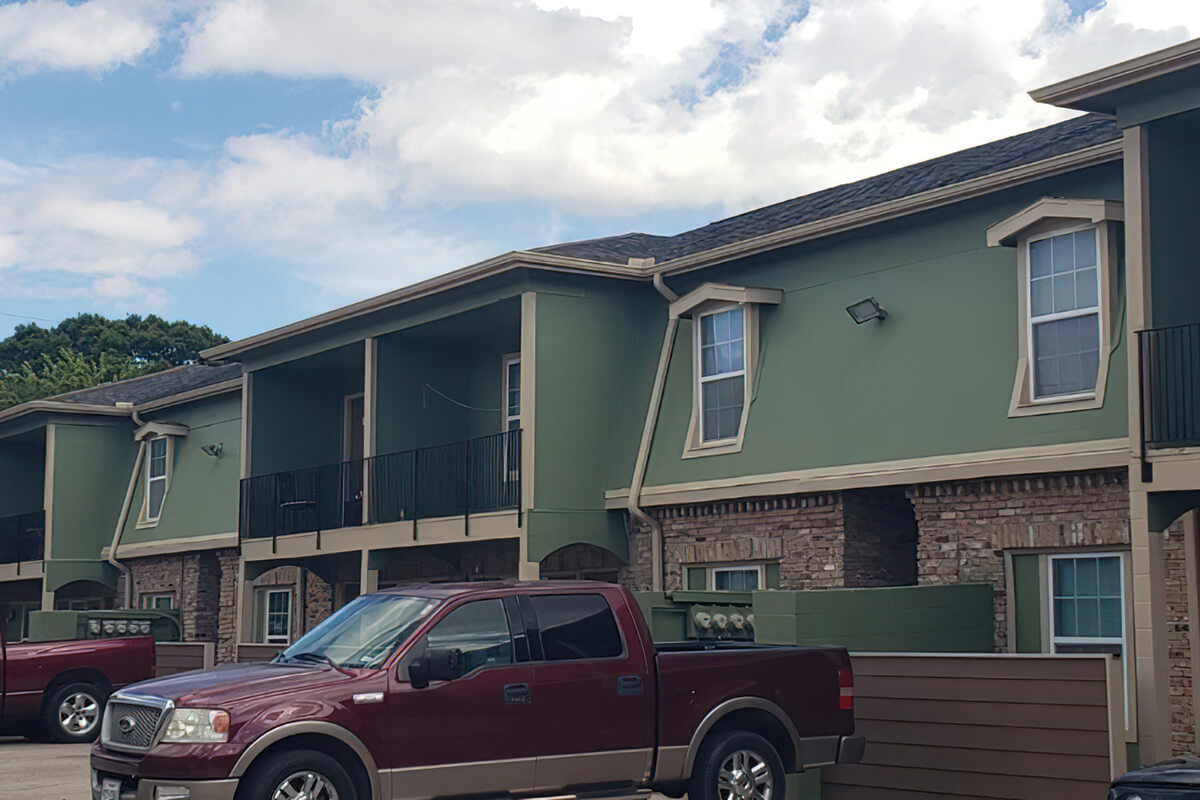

[682,438,745,459]
[1008,393,1103,418]
[135,518,161,530]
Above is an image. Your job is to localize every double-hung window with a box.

[698,306,747,444]
[1028,227,1101,400]
[264,588,293,645]
[502,355,521,479]
[1049,553,1124,650]
[144,436,169,523]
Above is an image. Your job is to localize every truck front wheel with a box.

[689,731,785,800]
[240,749,356,800]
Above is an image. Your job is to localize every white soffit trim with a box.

[987,197,1125,247]
[134,421,190,441]
[1030,37,1200,112]
[670,283,784,319]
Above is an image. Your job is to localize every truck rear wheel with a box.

[43,681,106,743]
[689,731,785,800]
[240,749,356,800]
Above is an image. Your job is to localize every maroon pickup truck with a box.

[0,627,154,743]
[91,582,863,800]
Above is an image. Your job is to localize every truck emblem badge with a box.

[118,715,138,734]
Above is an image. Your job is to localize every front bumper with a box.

[92,769,238,800]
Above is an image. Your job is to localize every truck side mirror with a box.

[427,647,464,682]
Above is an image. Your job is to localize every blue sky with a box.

[0,0,1192,343]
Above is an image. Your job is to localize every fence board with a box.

[824,653,1121,800]
[237,643,284,662]
[154,642,213,676]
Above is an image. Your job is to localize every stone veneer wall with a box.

[843,487,918,587]
[621,493,844,592]
[121,550,228,642]
[1164,527,1195,755]
[216,548,238,663]
[907,468,1130,651]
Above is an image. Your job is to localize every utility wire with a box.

[423,382,501,412]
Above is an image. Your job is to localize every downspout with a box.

[110,439,146,609]
[628,272,679,592]
[109,401,147,609]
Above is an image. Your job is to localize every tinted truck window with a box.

[531,594,622,660]
[426,599,513,673]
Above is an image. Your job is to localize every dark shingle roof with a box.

[538,113,1120,264]
[52,363,242,407]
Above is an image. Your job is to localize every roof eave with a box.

[200,250,645,362]
[1030,37,1200,113]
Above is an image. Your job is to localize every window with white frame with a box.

[263,588,293,645]
[144,436,169,523]
[697,306,747,443]
[503,355,521,431]
[139,592,175,611]
[1050,553,1124,649]
[1027,227,1101,400]
[711,564,763,591]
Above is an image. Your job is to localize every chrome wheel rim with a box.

[717,749,773,800]
[58,691,99,735]
[271,770,339,800]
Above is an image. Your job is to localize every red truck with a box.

[0,627,155,743]
[91,581,864,800]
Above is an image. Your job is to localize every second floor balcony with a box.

[0,509,46,566]
[239,429,521,542]
[1139,322,1200,450]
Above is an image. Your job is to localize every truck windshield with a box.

[276,593,439,669]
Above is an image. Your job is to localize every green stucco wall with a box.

[1147,112,1200,329]
[0,430,44,518]
[526,288,660,562]
[375,299,520,454]
[250,344,362,475]
[120,394,242,546]
[637,164,1128,490]
[48,421,136,569]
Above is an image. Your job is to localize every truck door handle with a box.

[504,683,531,704]
[617,675,644,696]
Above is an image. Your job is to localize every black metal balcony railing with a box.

[0,510,46,565]
[240,429,520,541]
[1139,322,1200,449]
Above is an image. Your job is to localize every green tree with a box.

[0,313,229,374]
[0,349,145,409]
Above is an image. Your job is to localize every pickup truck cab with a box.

[0,627,154,743]
[92,581,863,800]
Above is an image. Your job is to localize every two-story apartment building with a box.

[0,364,241,658]
[3,36,1198,769]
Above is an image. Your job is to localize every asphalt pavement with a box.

[0,737,91,800]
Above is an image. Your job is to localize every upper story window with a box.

[986,197,1123,418]
[143,436,169,524]
[698,306,747,443]
[1028,227,1101,400]
[503,355,521,431]
[669,282,782,458]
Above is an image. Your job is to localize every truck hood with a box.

[121,662,368,707]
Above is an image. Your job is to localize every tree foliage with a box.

[0,314,230,410]
[0,349,146,409]
[0,313,229,375]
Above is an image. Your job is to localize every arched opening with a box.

[540,542,625,583]
[53,580,116,611]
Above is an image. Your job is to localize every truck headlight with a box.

[160,708,230,743]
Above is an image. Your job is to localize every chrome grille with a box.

[102,694,171,752]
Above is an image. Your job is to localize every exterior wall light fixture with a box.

[846,297,887,324]
[201,443,224,458]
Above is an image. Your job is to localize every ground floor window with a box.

[262,588,293,645]
[139,592,176,611]
[685,562,780,591]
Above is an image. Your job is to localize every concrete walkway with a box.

[0,737,91,800]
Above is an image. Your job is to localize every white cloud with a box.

[172,0,1200,221]
[0,159,201,310]
[0,0,167,75]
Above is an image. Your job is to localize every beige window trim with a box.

[137,434,174,528]
[986,198,1124,418]
[682,302,760,458]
